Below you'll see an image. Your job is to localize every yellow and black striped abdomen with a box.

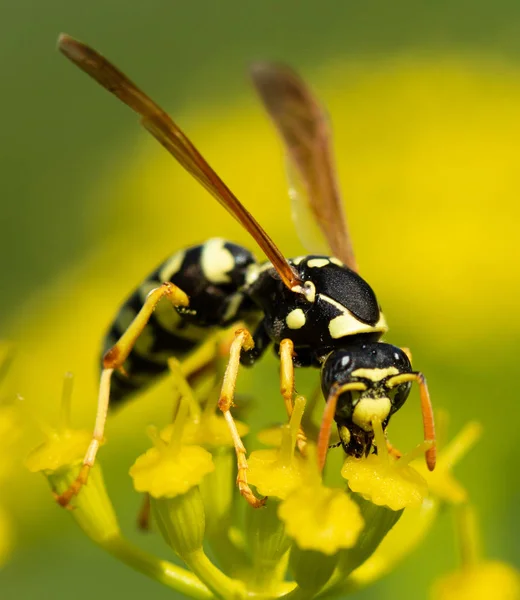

[104,239,259,406]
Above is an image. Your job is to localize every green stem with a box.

[184,548,247,600]
[102,535,214,600]
[456,504,481,569]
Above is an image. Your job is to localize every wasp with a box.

[56,34,436,508]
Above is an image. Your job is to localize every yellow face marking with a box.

[159,250,185,282]
[351,367,399,382]
[307,258,330,268]
[201,238,234,284]
[353,397,392,432]
[329,257,343,266]
[286,308,306,329]
[291,256,305,265]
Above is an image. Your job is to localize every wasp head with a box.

[320,342,413,458]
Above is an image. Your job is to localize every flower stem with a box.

[58,372,74,432]
[439,422,482,470]
[455,504,481,569]
[102,535,214,600]
[184,548,247,600]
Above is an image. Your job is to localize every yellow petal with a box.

[279,483,364,555]
[25,429,91,473]
[342,454,428,511]
[247,449,304,499]
[432,561,520,600]
[130,445,214,498]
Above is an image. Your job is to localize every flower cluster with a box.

[26,343,518,599]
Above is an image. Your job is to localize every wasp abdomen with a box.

[104,238,258,405]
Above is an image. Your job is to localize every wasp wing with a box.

[250,62,357,272]
[58,34,302,292]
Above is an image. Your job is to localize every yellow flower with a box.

[278,444,364,556]
[431,562,520,600]
[279,483,364,555]
[248,395,306,499]
[129,399,214,499]
[341,418,429,510]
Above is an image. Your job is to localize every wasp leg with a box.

[55,282,189,507]
[279,338,307,455]
[218,328,265,508]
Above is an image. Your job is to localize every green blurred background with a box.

[1,1,520,598]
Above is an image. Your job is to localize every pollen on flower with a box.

[248,395,306,498]
[278,482,364,555]
[130,442,214,498]
[341,453,428,511]
[341,417,429,510]
[277,441,365,555]
[130,397,214,498]
[25,428,91,474]
[247,446,305,499]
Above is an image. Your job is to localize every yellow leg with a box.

[218,328,265,508]
[279,339,296,416]
[279,339,307,455]
[55,282,189,507]
[104,283,189,370]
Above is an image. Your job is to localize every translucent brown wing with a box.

[250,62,358,272]
[57,34,302,292]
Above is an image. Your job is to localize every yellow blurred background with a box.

[1,2,519,598]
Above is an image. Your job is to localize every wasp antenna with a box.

[415,373,436,471]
